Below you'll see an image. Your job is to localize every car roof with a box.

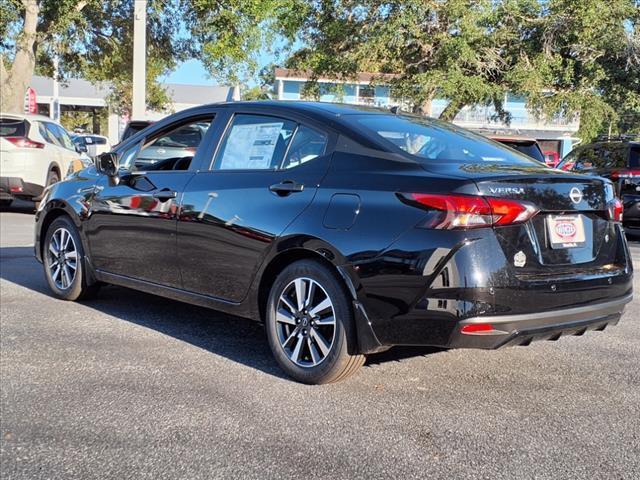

[580,140,640,148]
[191,101,390,124]
[73,133,108,139]
[488,135,538,143]
[0,112,61,123]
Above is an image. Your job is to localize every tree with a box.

[241,64,277,100]
[288,0,538,120]
[288,0,640,139]
[1,0,88,112]
[509,0,640,139]
[0,0,183,114]
[1,0,306,114]
[184,1,307,84]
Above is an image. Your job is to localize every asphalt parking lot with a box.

[1,209,639,479]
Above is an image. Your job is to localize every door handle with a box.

[269,180,304,196]
[153,189,177,202]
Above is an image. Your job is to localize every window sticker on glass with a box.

[219,122,284,169]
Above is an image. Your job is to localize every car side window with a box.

[573,146,601,171]
[213,114,296,170]
[58,127,75,151]
[37,122,55,144]
[45,123,75,151]
[600,144,628,168]
[281,125,327,169]
[122,117,213,172]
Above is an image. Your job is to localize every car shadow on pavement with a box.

[1,246,445,380]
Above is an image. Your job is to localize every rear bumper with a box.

[448,294,632,349]
[0,176,43,201]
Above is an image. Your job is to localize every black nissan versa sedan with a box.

[34,102,633,384]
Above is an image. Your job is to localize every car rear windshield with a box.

[354,114,542,166]
[155,125,204,148]
[0,118,27,137]
[500,141,545,163]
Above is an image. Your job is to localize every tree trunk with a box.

[412,96,434,116]
[439,99,466,122]
[0,0,39,113]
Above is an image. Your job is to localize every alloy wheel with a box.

[275,277,336,367]
[47,227,78,290]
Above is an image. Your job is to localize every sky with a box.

[164,59,213,86]
[162,40,295,87]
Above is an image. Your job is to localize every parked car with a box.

[488,135,547,164]
[34,102,633,384]
[71,133,111,158]
[543,150,560,167]
[557,137,640,232]
[0,113,85,205]
[134,122,210,168]
[120,120,153,143]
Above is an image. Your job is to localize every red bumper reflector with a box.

[461,323,494,334]
[10,186,23,193]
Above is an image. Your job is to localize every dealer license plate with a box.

[546,214,586,249]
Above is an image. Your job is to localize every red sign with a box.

[24,87,37,114]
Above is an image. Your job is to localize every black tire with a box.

[46,170,60,187]
[43,216,100,301]
[265,260,365,384]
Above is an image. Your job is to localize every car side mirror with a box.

[96,152,119,177]
[76,144,87,153]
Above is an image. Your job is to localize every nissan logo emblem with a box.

[569,187,583,204]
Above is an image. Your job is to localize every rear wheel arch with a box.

[257,248,353,324]
[45,162,61,186]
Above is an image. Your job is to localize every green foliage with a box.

[2,0,306,114]
[512,0,640,139]
[289,0,640,140]
[241,64,279,100]
[59,109,108,134]
[183,0,308,83]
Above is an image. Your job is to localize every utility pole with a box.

[131,0,147,119]
[50,42,60,121]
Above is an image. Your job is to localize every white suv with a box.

[0,113,84,205]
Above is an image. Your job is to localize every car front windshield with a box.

[354,114,542,166]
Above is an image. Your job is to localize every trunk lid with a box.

[422,163,622,273]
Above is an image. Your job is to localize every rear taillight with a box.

[5,136,44,149]
[611,169,640,180]
[401,193,539,229]
[608,198,623,222]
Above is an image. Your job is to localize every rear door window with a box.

[45,123,75,150]
[213,114,296,170]
[282,125,327,169]
[37,122,56,144]
[0,118,27,137]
